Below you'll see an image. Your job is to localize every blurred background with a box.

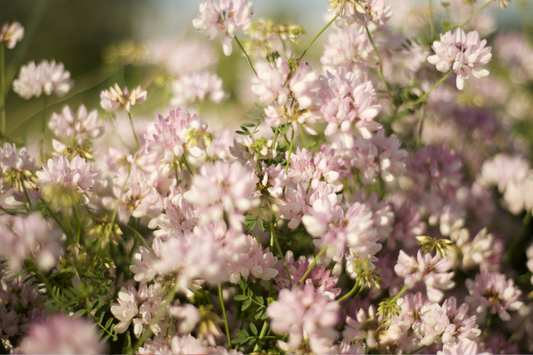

[0,0,531,146]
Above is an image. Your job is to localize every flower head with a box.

[100,84,147,112]
[49,104,104,145]
[0,22,24,49]
[428,28,492,90]
[13,60,73,99]
[18,314,106,354]
[193,0,254,56]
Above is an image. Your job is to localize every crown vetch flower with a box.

[427,28,492,90]
[465,272,523,321]
[267,283,339,353]
[18,314,106,354]
[320,68,381,140]
[13,60,73,99]
[49,104,104,144]
[100,83,147,112]
[0,22,24,49]
[193,0,253,56]
[144,108,207,165]
[169,71,227,107]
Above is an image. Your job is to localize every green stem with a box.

[299,14,339,60]
[405,70,452,107]
[456,1,492,29]
[104,172,130,245]
[271,224,293,288]
[127,111,140,150]
[41,96,47,162]
[429,0,435,41]
[364,26,392,98]
[416,105,427,147]
[181,152,195,175]
[20,178,32,210]
[284,127,295,175]
[391,285,409,303]
[253,320,269,352]
[337,278,361,303]
[0,44,5,138]
[234,36,258,77]
[298,246,327,285]
[218,283,232,345]
[243,224,261,244]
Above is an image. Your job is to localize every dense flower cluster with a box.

[1,0,532,354]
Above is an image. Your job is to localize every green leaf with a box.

[241,329,250,338]
[231,338,245,344]
[234,295,249,301]
[256,295,264,305]
[250,323,258,335]
[235,131,248,135]
[258,219,265,232]
[71,309,86,319]
[102,334,111,343]
[98,312,106,323]
[242,299,252,311]
[247,288,254,297]
[254,102,264,111]
[97,329,105,339]
[105,318,114,328]
[255,310,263,320]
[241,122,256,127]
[240,126,251,134]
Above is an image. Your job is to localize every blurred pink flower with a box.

[13,60,73,99]
[0,22,24,49]
[18,314,106,354]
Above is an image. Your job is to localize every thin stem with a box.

[104,172,130,245]
[20,178,32,210]
[174,161,179,188]
[298,246,327,285]
[300,14,339,60]
[181,151,195,175]
[429,0,435,40]
[243,224,261,244]
[416,105,427,147]
[405,70,452,107]
[253,320,269,352]
[391,285,409,303]
[0,44,5,138]
[365,26,392,97]
[127,111,140,150]
[337,278,361,303]
[284,127,295,175]
[271,224,292,288]
[41,96,47,162]
[234,36,257,77]
[456,1,492,29]
[218,283,232,345]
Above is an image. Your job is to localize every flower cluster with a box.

[1,0,531,354]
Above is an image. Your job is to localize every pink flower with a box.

[407,145,462,198]
[144,108,207,165]
[394,250,455,302]
[0,213,61,273]
[427,28,492,90]
[227,234,278,283]
[111,283,165,337]
[183,160,259,230]
[100,84,147,112]
[465,272,523,321]
[412,297,480,346]
[321,26,373,75]
[0,143,39,205]
[193,0,253,56]
[437,339,488,355]
[320,68,381,140]
[13,60,73,99]
[153,231,229,293]
[170,71,227,107]
[18,314,106,354]
[335,0,393,28]
[288,61,321,110]
[0,22,24,49]
[267,283,339,353]
[274,251,340,298]
[37,155,97,204]
[252,57,290,106]
[49,104,104,144]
